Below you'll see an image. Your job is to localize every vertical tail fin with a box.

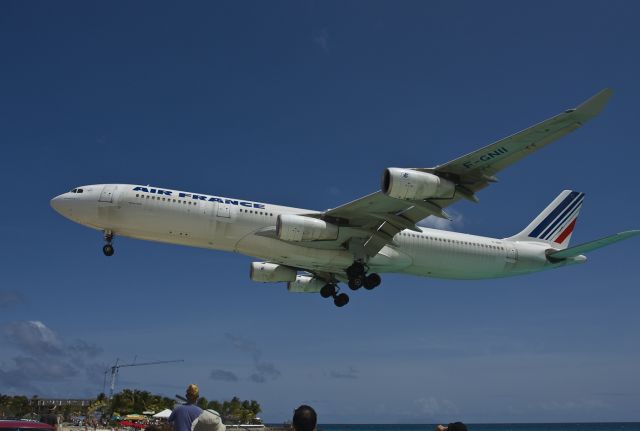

[506,190,585,249]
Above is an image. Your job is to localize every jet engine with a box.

[250,262,297,282]
[276,214,339,242]
[287,275,326,293]
[382,167,455,200]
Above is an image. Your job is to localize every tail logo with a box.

[528,191,584,244]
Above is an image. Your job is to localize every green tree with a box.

[196,397,208,410]
[207,401,222,412]
[0,395,31,418]
[249,400,261,416]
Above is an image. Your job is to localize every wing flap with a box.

[546,230,640,261]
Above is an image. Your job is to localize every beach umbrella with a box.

[153,409,172,419]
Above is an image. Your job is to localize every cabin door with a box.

[217,203,231,218]
[99,185,116,203]
[506,246,518,263]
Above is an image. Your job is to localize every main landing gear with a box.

[318,261,383,308]
[320,283,349,308]
[102,230,114,256]
[346,261,381,291]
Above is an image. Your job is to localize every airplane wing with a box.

[546,230,640,261]
[320,88,613,258]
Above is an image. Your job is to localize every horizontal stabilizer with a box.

[547,230,640,261]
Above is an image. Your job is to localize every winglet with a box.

[572,88,613,123]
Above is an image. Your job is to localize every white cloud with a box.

[226,333,281,383]
[419,208,464,231]
[0,320,106,394]
[3,320,64,356]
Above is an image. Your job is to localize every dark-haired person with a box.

[169,384,203,431]
[292,405,317,431]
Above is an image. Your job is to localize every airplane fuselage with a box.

[51,184,580,282]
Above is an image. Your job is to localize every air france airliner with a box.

[51,88,639,307]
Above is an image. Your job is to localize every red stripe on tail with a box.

[554,219,577,244]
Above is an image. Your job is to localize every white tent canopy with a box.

[153,409,172,419]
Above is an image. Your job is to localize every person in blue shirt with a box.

[169,384,203,431]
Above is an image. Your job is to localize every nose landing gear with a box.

[102,230,114,256]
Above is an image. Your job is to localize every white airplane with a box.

[51,88,639,307]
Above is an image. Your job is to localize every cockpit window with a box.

[77,188,84,193]
[71,188,77,193]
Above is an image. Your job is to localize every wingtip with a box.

[574,87,613,120]
[618,229,640,237]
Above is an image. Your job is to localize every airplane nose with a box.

[50,194,68,214]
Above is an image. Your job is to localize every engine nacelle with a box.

[276,214,339,242]
[382,168,455,200]
[287,275,326,293]
[250,262,297,282]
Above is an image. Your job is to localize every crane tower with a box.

[104,358,184,398]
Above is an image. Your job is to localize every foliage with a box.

[1,391,262,425]
[0,394,32,419]
[109,389,174,416]
[207,396,261,424]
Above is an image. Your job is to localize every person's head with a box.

[292,405,317,431]
[186,384,199,403]
[446,423,467,431]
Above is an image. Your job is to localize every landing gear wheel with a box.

[103,230,114,256]
[363,273,381,290]
[348,276,364,290]
[102,244,114,256]
[320,284,337,298]
[346,261,366,279]
[333,293,349,307]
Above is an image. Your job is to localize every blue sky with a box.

[1,0,639,424]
